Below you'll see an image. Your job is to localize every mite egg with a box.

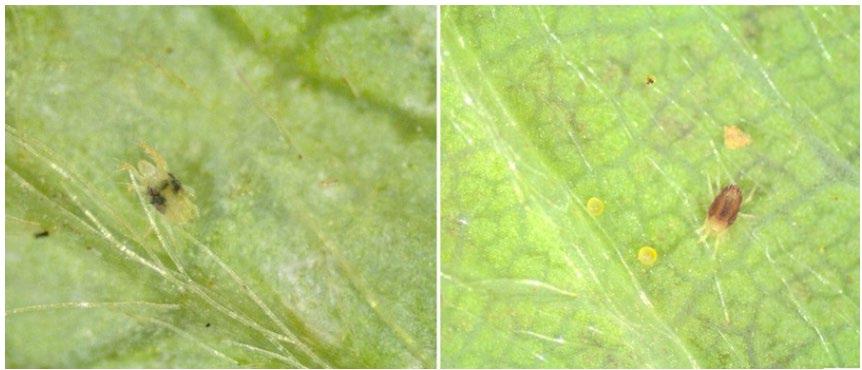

[586,197,605,217]
[638,246,658,267]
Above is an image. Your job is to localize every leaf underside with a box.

[6,6,435,368]
[442,6,859,368]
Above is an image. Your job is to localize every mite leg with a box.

[737,182,758,219]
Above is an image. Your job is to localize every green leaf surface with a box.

[6,6,435,368]
[442,6,859,368]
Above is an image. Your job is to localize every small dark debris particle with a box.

[646,75,656,85]
[319,178,339,188]
[205,323,211,328]
[34,230,50,238]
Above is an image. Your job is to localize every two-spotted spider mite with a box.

[126,143,198,224]
[146,172,183,213]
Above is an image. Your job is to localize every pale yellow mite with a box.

[126,143,198,224]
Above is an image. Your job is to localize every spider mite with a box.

[145,172,182,212]
[126,143,198,224]
[697,181,752,254]
[706,184,742,234]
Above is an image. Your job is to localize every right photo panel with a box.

[441,6,859,369]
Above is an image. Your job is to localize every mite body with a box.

[706,184,742,233]
[127,144,198,224]
[146,172,182,213]
[698,183,748,253]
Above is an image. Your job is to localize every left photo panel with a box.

[5,6,436,368]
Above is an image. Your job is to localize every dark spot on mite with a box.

[708,184,742,229]
[33,230,50,238]
[167,173,182,192]
[148,186,167,213]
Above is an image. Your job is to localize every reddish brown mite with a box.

[706,184,742,233]
[698,183,747,255]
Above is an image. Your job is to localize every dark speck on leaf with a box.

[645,75,656,85]
[34,230,50,238]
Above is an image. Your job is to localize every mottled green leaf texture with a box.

[442,6,858,368]
[6,6,434,368]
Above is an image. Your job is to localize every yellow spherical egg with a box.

[638,246,658,267]
[586,197,604,217]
